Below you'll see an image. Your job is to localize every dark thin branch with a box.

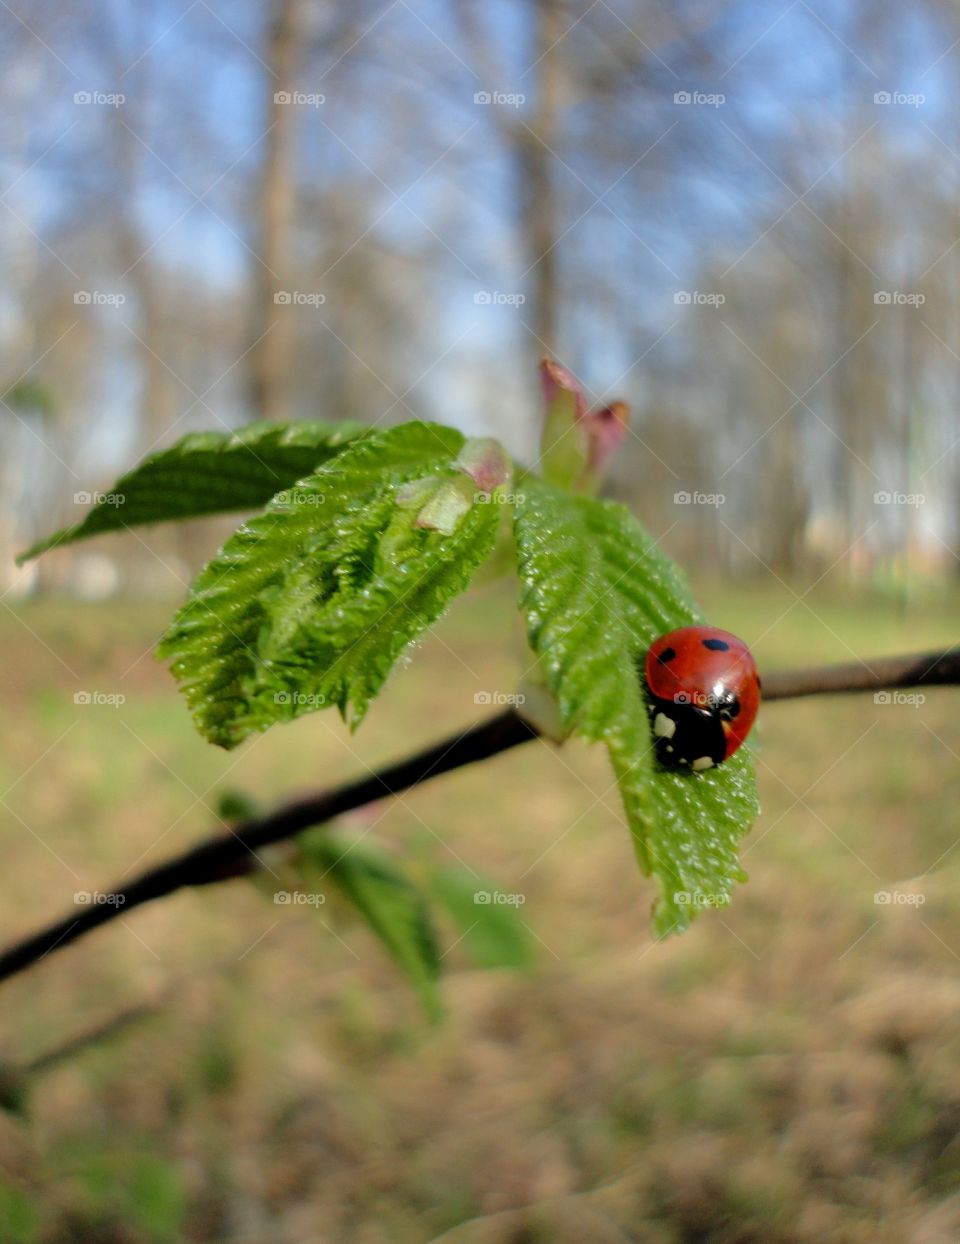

[1,645,958,987]
[0,710,536,985]
[760,647,960,700]
[21,957,245,1077]
[24,1001,157,1076]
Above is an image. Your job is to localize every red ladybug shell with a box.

[645,626,760,766]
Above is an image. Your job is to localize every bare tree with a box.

[248,0,303,422]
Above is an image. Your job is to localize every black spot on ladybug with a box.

[702,637,730,652]
[656,646,677,665]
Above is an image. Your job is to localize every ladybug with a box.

[644,626,760,771]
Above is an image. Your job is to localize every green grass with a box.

[1,579,960,1241]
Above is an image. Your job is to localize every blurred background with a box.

[3,0,960,596]
[3,2,960,1242]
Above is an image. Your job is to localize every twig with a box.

[23,1002,158,1076]
[0,710,536,985]
[0,645,957,986]
[760,647,960,700]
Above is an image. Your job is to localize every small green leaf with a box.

[395,476,440,508]
[429,867,535,969]
[539,368,588,491]
[414,475,476,534]
[158,422,502,747]
[514,475,759,936]
[17,419,365,563]
[300,831,442,1019]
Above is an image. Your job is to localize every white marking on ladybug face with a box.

[692,756,714,772]
[653,712,676,739]
[665,744,674,754]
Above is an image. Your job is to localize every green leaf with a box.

[299,831,442,1020]
[538,359,590,491]
[514,475,759,936]
[413,475,476,534]
[17,419,365,563]
[158,422,502,748]
[429,867,535,970]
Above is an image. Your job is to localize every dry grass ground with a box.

[1,576,959,1243]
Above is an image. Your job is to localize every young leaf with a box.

[537,359,629,493]
[299,831,442,1019]
[17,419,365,563]
[514,475,759,936]
[429,867,535,969]
[158,423,503,748]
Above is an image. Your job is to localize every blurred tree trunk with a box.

[831,0,886,573]
[105,10,182,459]
[766,411,808,575]
[0,49,41,591]
[248,0,302,422]
[106,25,196,588]
[456,0,566,357]
[517,0,565,357]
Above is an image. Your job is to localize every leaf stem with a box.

[1,644,957,985]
